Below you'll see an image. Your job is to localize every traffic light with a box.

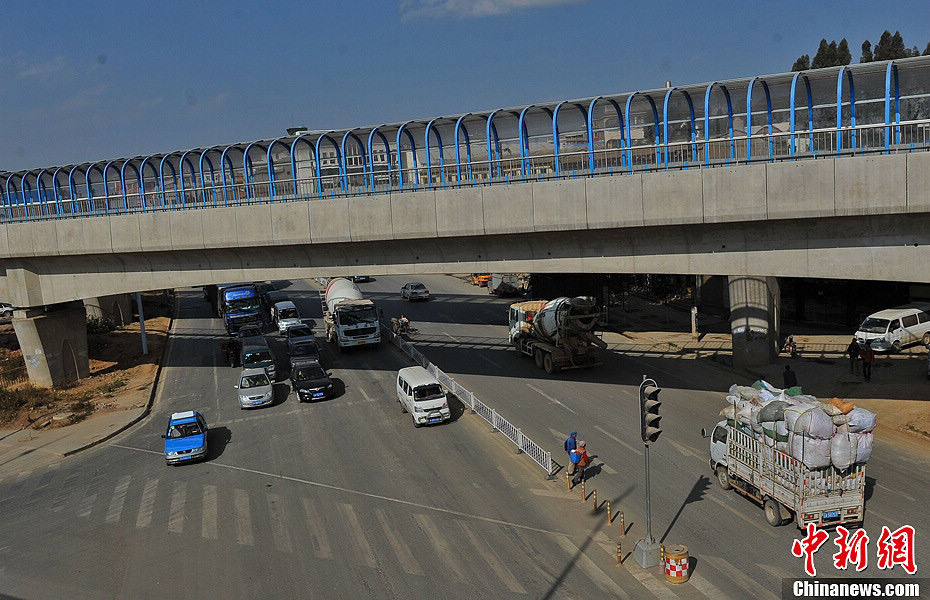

[639,378,662,444]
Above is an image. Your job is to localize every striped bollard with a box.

[616,542,622,565]
[620,512,626,538]
[607,500,612,524]
[565,471,570,491]
[581,479,586,501]
[592,489,598,513]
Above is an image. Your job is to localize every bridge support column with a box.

[728,276,780,368]
[84,293,133,326]
[12,302,89,388]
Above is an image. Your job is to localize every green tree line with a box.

[791,30,930,71]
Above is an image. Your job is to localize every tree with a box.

[861,40,873,63]
[791,54,810,71]
[873,30,893,61]
[924,42,930,56]
[837,39,852,65]
[811,39,833,69]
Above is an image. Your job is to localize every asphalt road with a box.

[360,273,930,598]
[0,287,671,599]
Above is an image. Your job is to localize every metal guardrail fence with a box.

[385,322,553,475]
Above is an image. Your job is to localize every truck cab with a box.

[708,420,730,479]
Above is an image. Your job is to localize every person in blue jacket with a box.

[564,431,578,475]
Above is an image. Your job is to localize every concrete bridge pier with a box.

[12,302,89,388]
[728,276,780,368]
[84,293,133,326]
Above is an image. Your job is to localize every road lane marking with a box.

[600,463,618,474]
[414,513,466,580]
[136,478,158,528]
[756,562,795,581]
[234,489,254,546]
[530,488,571,499]
[620,551,678,600]
[267,492,293,553]
[593,425,644,457]
[375,507,423,576]
[477,353,500,368]
[526,383,577,414]
[77,493,96,518]
[866,507,904,528]
[301,497,332,559]
[105,475,132,524]
[337,503,376,568]
[554,535,630,599]
[458,521,526,594]
[50,470,82,513]
[113,443,574,537]
[687,573,730,599]
[706,495,776,538]
[876,482,915,503]
[202,485,218,540]
[358,387,374,403]
[665,438,706,464]
[168,481,187,534]
[702,554,778,600]
[443,332,459,342]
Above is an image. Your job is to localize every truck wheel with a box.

[716,466,732,490]
[923,332,930,347]
[534,349,544,369]
[543,354,558,374]
[764,499,785,527]
[892,340,901,353]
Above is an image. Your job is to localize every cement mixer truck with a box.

[320,278,381,350]
[508,297,607,373]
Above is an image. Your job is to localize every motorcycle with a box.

[391,318,415,335]
[782,335,798,358]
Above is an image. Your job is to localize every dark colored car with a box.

[286,324,314,345]
[261,290,290,320]
[352,275,371,283]
[290,360,334,402]
[288,339,321,363]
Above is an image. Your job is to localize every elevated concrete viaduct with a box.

[2,152,929,383]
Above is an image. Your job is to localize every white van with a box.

[272,301,301,334]
[855,304,930,352]
[396,366,450,427]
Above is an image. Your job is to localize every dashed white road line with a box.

[443,331,458,342]
[594,425,644,457]
[875,482,915,503]
[554,535,630,599]
[136,478,158,528]
[526,383,577,414]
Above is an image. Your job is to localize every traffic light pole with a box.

[634,376,661,568]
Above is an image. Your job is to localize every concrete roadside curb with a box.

[62,292,177,457]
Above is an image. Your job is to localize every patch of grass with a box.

[68,395,95,424]
[97,379,126,394]
[0,384,58,423]
[905,424,930,439]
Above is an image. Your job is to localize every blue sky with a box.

[1,0,929,171]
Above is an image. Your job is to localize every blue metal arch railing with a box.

[884,61,900,148]
[220,145,245,205]
[703,82,735,164]
[51,166,70,216]
[120,159,144,210]
[101,159,124,211]
[19,173,34,219]
[789,73,814,157]
[241,143,267,200]
[289,135,317,198]
[178,150,201,207]
[265,138,291,198]
[340,130,368,193]
[586,97,625,172]
[138,156,161,210]
[34,170,51,217]
[366,127,391,191]
[836,66,857,152]
[4,175,19,221]
[424,119,448,186]
[662,87,697,168]
[518,105,555,178]
[746,77,774,160]
[84,163,105,213]
[314,134,343,196]
[552,101,587,177]
[159,154,181,208]
[198,149,221,205]
[395,123,419,190]
[485,109,510,179]
[624,92,660,170]
[454,114,475,183]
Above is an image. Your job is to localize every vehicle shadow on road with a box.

[207,426,231,461]
[272,382,291,406]
[447,394,468,423]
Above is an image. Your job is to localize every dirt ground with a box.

[0,293,170,431]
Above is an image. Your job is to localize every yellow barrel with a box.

[664,544,690,583]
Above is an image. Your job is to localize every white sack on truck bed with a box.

[855,432,874,463]
[758,400,789,423]
[784,403,817,431]
[847,407,877,433]
[791,407,836,439]
[789,433,832,469]
[831,433,859,471]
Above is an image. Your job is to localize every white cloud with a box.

[400,0,582,20]
[16,55,67,79]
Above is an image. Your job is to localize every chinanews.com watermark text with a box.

[783,578,927,599]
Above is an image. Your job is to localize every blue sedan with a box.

[162,410,208,465]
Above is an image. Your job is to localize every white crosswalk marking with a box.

[554,535,630,599]
[337,503,376,568]
[77,493,96,519]
[202,485,217,540]
[105,475,132,524]
[374,508,423,576]
[234,489,254,546]
[703,555,778,600]
[267,493,293,553]
[168,481,186,534]
[413,513,466,581]
[300,497,331,559]
[50,471,82,513]
[136,478,159,528]
[458,521,526,594]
